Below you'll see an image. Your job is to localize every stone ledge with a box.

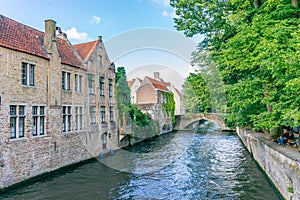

[237,127,300,200]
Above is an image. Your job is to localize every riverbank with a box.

[236,127,300,200]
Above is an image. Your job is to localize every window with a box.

[99,55,103,68]
[108,79,113,97]
[33,106,45,136]
[62,106,71,132]
[109,106,114,122]
[62,71,71,91]
[22,62,34,86]
[90,106,96,124]
[88,75,95,95]
[75,74,82,92]
[10,105,25,139]
[75,106,83,130]
[99,77,105,96]
[102,133,107,150]
[101,106,106,123]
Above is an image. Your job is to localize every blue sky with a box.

[0,0,200,88]
[0,0,177,43]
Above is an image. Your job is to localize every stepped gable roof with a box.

[146,76,169,92]
[73,39,98,61]
[0,14,83,68]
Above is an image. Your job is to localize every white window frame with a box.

[100,106,106,123]
[75,74,82,92]
[33,106,45,136]
[22,62,34,86]
[10,105,26,139]
[99,77,105,96]
[75,106,83,130]
[62,71,71,91]
[90,106,96,124]
[109,106,114,122]
[63,105,72,132]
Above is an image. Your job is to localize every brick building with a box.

[0,15,117,189]
[129,72,184,133]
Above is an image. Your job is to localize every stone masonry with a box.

[0,15,117,189]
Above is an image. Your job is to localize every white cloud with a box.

[91,16,101,24]
[65,27,88,41]
[150,0,170,7]
[162,10,169,17]
[162,9,177,18]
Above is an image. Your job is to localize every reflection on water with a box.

[0,127,282,200]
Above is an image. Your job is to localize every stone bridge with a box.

[175,113,230,130]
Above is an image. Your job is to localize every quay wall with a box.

[236,127,300,200]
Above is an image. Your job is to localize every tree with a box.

[115,66,126,84]
[182,73,211,114]
[115,66,131,127]
[171,0,300,133]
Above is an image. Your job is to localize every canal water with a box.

[0,128,282,199]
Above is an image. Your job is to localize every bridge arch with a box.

[185,118,221,130]
[175,113,229,130]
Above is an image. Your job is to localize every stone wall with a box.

[0,33,118,189]
[236,128,300,200]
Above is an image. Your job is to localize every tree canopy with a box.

[171,0,300,133]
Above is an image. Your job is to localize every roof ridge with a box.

[0,14,84,69]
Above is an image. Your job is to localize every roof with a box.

[0,14,83,68]
[57,39,83,68]
[128,78,142,88]
[127,79,135,88]
[146,76,169,92]
[173,87,183,98]
[73,40,99,61]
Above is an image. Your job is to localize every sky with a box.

[0,0,201,89]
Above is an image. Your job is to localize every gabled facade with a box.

[133,73,173,133]
[0,15,117,189]
[128,78,142,104]
[170,85,186,116]
[74,37,117,156]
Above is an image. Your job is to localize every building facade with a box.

[129,72,178,133]
[0,15,117,189]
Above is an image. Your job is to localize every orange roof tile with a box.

[57,39,83,68]
[146,76,169,92]
[73,40,98,61]
[0,14,83,69]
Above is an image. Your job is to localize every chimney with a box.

[44,19,57,53]
[154,72,160,79]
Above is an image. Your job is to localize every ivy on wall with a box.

[162,92,175,125]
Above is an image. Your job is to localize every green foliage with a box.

[129,104,151,127]
[115,66,126,84]
[115,67,131,125]
[182,73,211,114]
[162,92,176,125]
[172,0,300,131]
